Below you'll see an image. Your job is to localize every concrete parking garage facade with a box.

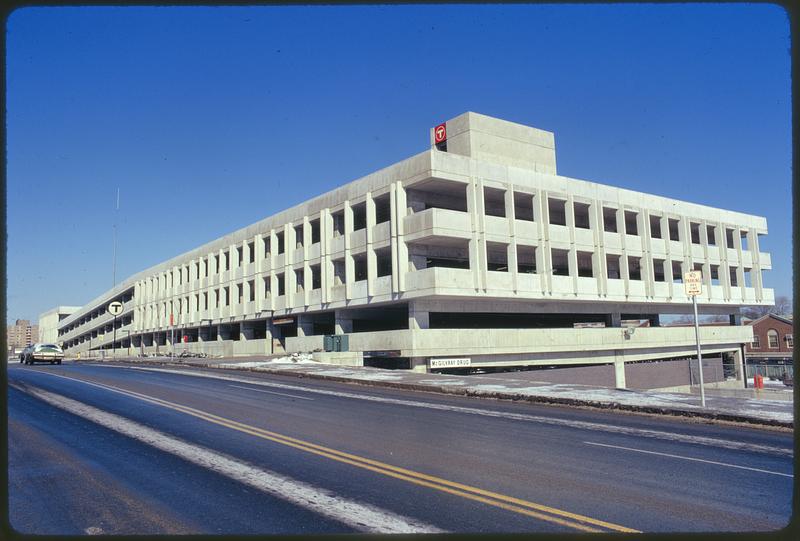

[57,112,772,386]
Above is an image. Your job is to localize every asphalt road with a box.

[6,361,794,535]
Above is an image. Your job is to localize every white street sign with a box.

[429,357,471,369]
[684,271,702,296]
[107,301,124,316]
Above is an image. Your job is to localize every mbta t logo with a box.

[434,122,447,151]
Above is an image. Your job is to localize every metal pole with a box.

[171,325,174,363]
[692,295,706,407]
[113,315,117,360]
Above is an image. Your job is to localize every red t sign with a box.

[434,123,447,144]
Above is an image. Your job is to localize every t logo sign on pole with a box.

[684,270,706,407]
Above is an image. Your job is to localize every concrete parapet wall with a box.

[312,351,364,366]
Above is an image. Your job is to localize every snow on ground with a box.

[746,377,791,388]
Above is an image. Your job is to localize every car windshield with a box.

[40,344,59,349]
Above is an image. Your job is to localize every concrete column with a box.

[538,190,552,294]
[614,357,627,389]
[297,314,314,338]
[408,302,430,330]
[389,184,399,294]
[395,182,409,293]
[334,310,353,334]
[409,357,428,373]
[241,322,255,341]
[344,200,353,300]
[366,192,377,297]
[733,347,745,387]
[610,312,622,327]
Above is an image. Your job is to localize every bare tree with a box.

[742,295,792,319]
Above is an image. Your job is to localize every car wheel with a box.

[57,360,62,365]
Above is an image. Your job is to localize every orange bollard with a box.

[754,374,764,389]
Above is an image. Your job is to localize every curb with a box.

[108,359,793,430]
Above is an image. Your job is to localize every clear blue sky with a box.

[6,4,792,324]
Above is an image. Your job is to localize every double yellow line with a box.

[29,371,639,533]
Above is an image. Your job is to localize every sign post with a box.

[684,271,706,407]
[107,301,124,361]
[170,313,175,362]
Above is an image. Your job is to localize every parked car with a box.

[19,345,34,363]
[23,343,64,365]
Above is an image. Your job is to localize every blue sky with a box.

[6,4,792,323]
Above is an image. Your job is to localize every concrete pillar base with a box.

[410,357,428,373]
[335,310,353,334]
[614,358,626,389]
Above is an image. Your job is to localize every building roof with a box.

[745,313,793,328]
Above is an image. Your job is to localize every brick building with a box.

[7,319,39,354]
[745,314,793,364]
[745,314,794,377]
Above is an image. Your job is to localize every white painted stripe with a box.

[126,366,794,457]
[228,384,315,401]
[11,382,443,534]
[584,441,794,478]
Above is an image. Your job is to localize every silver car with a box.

[23,343,64,365]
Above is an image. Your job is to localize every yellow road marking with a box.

[18,369,640,533]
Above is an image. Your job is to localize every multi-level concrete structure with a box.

[39,306,81,345]
[57,113,773,386]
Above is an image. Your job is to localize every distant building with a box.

[7,319,39,354]
[39,306,81,345]
[745,313,793,365]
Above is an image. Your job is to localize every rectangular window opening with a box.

[603,207,618,233]
[332,211,345,237]
[277,232,285,254]
[333,259,346,285]
[517,245,536,274]
[277,273,285,296]
[374,196,391,224]
[710,265,720,286]
[668,219,680,241]
[607,254,622,279]
[577,251,593,277]
[310,264,322,289]
[707,225,717,246]
[483,187,506,218]
[353,253,367,281]
[513,192,534,222]
[628,256,642,280]
[624,211,639,236]
[551,248,569,276]
[574,202,591,230]
[352,203,367,231]
[650,216,662,239]
[486,242,509,272]
[376,249,392,277]
[548,198,567,226]
[690,223,701,245]
[653,259,666,282]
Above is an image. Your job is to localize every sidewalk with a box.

[79,354,794,429]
